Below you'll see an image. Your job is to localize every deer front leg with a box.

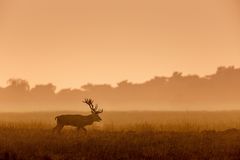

[53,124,60,133]
[54,124,64,134]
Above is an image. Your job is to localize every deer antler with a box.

[82,98,103,114]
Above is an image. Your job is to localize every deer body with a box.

[53,99,103,133]
[56,114,100,127]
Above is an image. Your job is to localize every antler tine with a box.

[94,104,103,114]
[94,103,98,110]
[83,98,94,104]
[96,108,103,114]
[83,98,94,105]
[82,98,103,114]
[82,98,95,110]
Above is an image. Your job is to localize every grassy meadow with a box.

[1,111,240,159]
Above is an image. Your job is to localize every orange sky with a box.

[0,0,239,89]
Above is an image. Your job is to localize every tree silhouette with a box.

[0,66,240,110]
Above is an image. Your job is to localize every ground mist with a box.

[1,111,240,160]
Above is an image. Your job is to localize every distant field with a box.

[1,111,240,159]
[1,111,240,131]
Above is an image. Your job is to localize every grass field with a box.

[1,111,240,160]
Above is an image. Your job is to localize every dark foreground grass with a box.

[1,124,240,160]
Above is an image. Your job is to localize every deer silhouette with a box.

[53,98,103,133]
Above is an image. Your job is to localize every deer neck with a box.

[86,114,97,123]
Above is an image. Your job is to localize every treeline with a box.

[1,66,240,111]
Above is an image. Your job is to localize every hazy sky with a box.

[0,0,239,89]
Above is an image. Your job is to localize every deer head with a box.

[82,98,103,121]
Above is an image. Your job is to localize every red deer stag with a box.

[53,98,103,133]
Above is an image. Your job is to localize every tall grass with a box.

[1,111,240,159]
